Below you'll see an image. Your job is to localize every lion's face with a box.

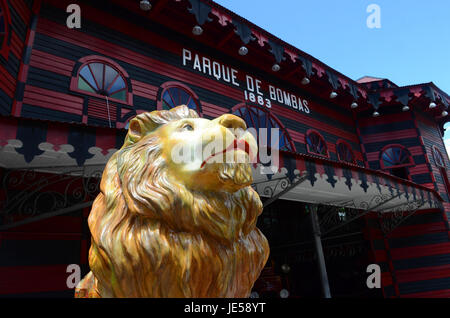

[155,113,257,193]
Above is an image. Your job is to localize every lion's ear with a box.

[123,113,159,147]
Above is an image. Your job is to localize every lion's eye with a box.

[183,123,194,131]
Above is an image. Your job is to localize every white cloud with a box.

[444,123,450,155]
[445,138,450,156]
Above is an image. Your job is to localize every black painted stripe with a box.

[21,104,82,123]
[364,138,422,153]
[393,253,450,271]
[359,121,416,135]
[399,276,450,295]
[0,289,75,298]
[0,239,81,266]
[0,89,12,115]
[388,232,449,249]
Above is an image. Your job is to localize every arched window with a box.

[232,103,295,152]
[432,146,450,199]
[380,146,413,168]
[158,81,201,114]
[306,130,328,157]
[70,55,131,104]
[432,146,445,167]
[337,140,355,163]
[78,63,126,100]
[380,145,414,180]
[0,0,11,60]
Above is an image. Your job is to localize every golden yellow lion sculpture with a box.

[75,105,269,297]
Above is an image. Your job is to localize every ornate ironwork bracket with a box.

[251,171,308,208]
[320,193,401,237]
[0,201,94,231]
[378,200,427,236]
[0,165,102,229]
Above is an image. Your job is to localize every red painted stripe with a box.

[390,242,450,260]
[270,104,359,143]
[36,18,244,102]
[131,79,158,100]
[295,155,306,172]
[437,184,449,193]
[421,129,443,142]
[334,165,343,179]
[0,117,18,145]
[0,265,73,295]
[369,222,447,240]
[45,0,181,57]
[88,99,117,122]
[10,30,24,60]
[396,264,450,284]
[47,0,363,125]
[359,113,413,127]
[0,63,17,97]
[11,0,39,117]
[361,129,418,144]
[95,128,117,155]
[286,128,304,143]
[315,160,325,176]
[354,151,364,162]
[23,85,84,115]
[366,146,423,161]
[327,141,336,155]
[19,64,29,82]
[408,164,434,175]
[374,250,387,262]
[46,123,68,151]
[202,102,228,114]
[10,0,31,25]
[34,17,359,136]
[366,209,443,219]
[401,288,450,298]
[120,108,133,118]
[202,101,228,117]
[29,49,75,77]
[381,272,393,286]
[304,101,354,126]
[421,183,436,190]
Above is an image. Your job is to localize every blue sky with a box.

[214,0,450,153]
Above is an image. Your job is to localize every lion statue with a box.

[75,105,269,298]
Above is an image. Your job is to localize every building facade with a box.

[0,0,449,297]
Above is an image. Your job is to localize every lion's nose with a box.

[216,114,247,130]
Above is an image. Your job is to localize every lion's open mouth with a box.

[201,139,252,168]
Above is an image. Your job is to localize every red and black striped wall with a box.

[0,0,449,298]
[13,0,363,165]
[0,168,93,297]
[356,103,450,298]
[365,209,450,298]
[0,0,32,116]
[0,213,86,297]
[357,107,434,187]
[415,111,450,204]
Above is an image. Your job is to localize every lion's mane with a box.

[76,106,269,298]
